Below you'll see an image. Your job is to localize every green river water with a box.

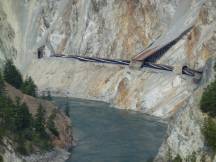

[53,97,167,162]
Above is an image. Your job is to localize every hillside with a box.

[0,83,73,162]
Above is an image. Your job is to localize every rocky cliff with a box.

[155,59,216,162]
[0,0,216,161]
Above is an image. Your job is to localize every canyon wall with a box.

[1,0,216,161]
[156,59,216,161]
[0,0,176,63]
[22,0,213,118]
[0,0,209,117]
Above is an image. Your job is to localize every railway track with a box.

[50,54,202,77]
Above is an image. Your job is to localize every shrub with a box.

[3,59,23,89]
[202,117,216,151]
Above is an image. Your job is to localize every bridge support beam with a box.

[129,60,143,70]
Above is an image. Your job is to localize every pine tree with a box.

[20,103,32,129]
[0,155,3,162]
[41,91,46,99]
[13,98,32,131]
[0,71,5,96]
[3,59,23,89]
[64,100,70,117]
[200,81,216,117]
[21,77,37,97]
[47,91,52,101]
[41,91,52,101]
[34,104,46,137]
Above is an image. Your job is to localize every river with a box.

[53,97,167,162]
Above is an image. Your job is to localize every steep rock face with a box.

[0,0,180,67]
[23,0,208,118]
[0,0,216,161]
[26,58,196,118]
[0,0,208,118]
[156,59,216,162]
[0,0,214,116]
[155,1,216,160]
[0,4,16,65]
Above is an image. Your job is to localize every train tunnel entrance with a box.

[37,46,45,59]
